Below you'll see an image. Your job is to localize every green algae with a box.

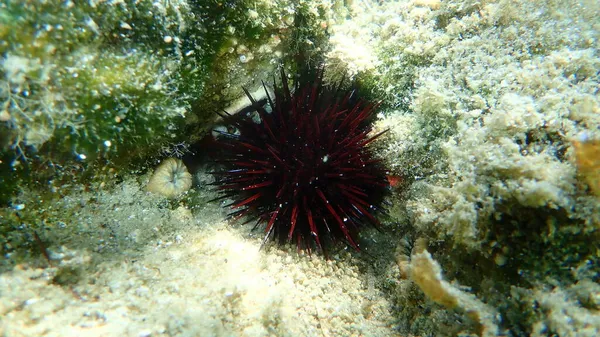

[0,0,340,205]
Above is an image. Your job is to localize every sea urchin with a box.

[211,67,389,253]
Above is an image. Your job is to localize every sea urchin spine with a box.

[211,67,389,253]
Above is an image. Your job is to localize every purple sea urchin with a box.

[211,67,389,253]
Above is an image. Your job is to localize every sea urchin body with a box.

[211,67,389,253]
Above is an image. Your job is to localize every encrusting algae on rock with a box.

[329,0,600,335]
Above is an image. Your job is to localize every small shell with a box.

[146,158,192,198]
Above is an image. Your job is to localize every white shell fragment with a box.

[146,158,192,198]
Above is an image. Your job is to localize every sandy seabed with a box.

[0,177,402,337]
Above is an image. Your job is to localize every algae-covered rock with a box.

[0,0,191,203]
[0,0,339,204]
[328,0,600,335]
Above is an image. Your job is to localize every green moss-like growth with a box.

[0,0,195,204]
[0,0,342,205]
[185,0,338,125]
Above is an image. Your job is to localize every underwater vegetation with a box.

[0,0,334,204]
[0,0,192,203]
[210,66,389,253]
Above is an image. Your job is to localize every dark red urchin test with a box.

[211,66,389,254]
